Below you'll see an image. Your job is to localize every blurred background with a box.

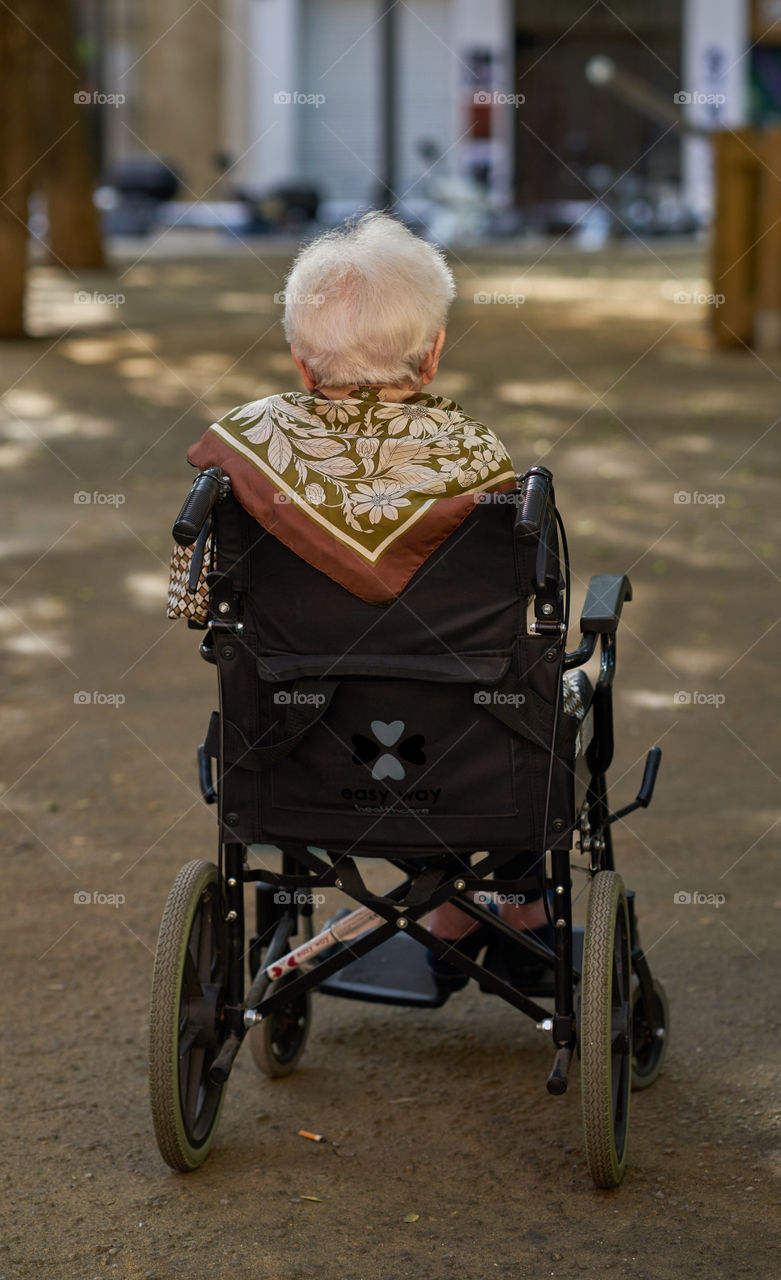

[6,0,781,342]
[2,4,780,1278]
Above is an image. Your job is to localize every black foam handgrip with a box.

[637,747,662,807]
[173,468,223,546]
[515,467,553,541]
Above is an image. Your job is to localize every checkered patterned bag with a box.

[166,533,212,621]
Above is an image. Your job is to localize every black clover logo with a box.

[351,719,426,781]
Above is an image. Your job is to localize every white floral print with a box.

[212,387,515,547]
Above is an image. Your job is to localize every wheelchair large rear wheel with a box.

[631,974,669,1090]
[149,860,228,1171]
[580,870,632,1189]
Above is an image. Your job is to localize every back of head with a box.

[282,212,455,388]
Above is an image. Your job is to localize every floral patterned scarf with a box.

[187,387,516,604]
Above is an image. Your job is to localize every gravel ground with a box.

[2,240,779,1279]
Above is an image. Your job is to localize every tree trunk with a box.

[0,2,34,338]
[37,0,105,270]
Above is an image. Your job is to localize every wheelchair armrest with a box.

[580,574,632,635]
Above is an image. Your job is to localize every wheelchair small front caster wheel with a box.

[149,860,228,1171]
[580,870,632,1189]
[249,977,311,1078]
[631,974,669,1091]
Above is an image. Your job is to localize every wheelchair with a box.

[149,464,669,1188]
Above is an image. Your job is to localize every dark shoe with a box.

[426,925,488,991]
[481,923,555,992]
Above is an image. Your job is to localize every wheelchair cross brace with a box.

[209,842,579,1093]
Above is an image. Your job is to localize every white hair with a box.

[282,212,455,388]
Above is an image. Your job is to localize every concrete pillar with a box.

[682,0,750,223]
[137,0,223,197]
[242,0,301,194]
[451,0,514,207]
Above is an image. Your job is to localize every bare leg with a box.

[498,898,548,930]
[428,902,480,939]
[430,896,548,937]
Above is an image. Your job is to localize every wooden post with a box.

[754,131,781,351]
[711,129,760,349]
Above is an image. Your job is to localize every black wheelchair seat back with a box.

[205,489,578,855]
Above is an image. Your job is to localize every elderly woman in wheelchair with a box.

[154,213,669,1188]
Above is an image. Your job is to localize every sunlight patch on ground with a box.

[0,597,71,659]
[497,379,591,408]
[625,689,679,710]
[214,292,278,315]
[0,442,38,469]
[124,570,169,610]
[2,389,116,442]
[3,389,58,417]
[61,335,155,364]
[666,645,735,677]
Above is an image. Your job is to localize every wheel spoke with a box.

[196,897,214,984]
[184,1045,206,1123]
[179,1022,199,1059]
[182,949,203,1000]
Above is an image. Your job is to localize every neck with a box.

[313,381,422,402]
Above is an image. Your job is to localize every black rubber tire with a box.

[580,870,633,1189]
[631,975,670,1091]
[149,860,227,1171]
[249,977,311,1078]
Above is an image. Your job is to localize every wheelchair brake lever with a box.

[197,743,217,804]
[604,747,662,825]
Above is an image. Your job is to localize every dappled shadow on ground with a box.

[1,243,778,1277]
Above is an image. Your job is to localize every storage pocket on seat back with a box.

[215,650,564,850]
[265,675,521,821]
[249,653,539,835]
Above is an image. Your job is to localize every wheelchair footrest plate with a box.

[316,932,450,1008]
[315,928,584,1007]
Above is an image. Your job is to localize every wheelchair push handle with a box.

[515,466,553,542]
[173,467,225,546]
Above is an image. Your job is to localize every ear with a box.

[291,346,318,391]
[418,328,446,385]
